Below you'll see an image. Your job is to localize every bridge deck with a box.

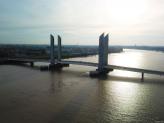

[60,60,164,75]
[6,58,49,63]
[59,60,98,67]
[3,59,164,76]
[105,65,164,75]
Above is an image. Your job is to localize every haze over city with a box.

[0,0,164,45]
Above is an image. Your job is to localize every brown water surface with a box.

[0,49,164,123]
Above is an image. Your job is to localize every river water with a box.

[0,49,164,123]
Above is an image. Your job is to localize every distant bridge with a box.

[2,33,164,82]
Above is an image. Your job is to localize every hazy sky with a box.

[0,0,164,45]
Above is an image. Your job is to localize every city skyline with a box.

[0,0,164,45]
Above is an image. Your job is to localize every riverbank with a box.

[0,44,123,60]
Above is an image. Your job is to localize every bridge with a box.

[2,33,164,81]
[48,33,164,81]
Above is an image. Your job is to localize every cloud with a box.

[0,0,164,45]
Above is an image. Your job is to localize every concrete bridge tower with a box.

[90,33,112,76]
[98,33,109,71]
[57,35,62,62]
[49,34,69,70]
[50,34,55,65]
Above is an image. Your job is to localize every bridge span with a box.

[2,33,164,81]
[3,58,164,81]
[59,60,164,81]
[46,33,164,81]
[59,60,164,76]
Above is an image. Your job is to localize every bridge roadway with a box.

[59,60,164,75]
[59,60,164,81]
[3,58,164,79]
[5,58,49,63]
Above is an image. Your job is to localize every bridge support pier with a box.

[30,62,34,67]
[49,63,69,70]
[90,33,113,77]
[141,72,144,82]
[89,68,112,77]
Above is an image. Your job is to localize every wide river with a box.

[0,49,164,123]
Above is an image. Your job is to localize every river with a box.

[0,49,164,123]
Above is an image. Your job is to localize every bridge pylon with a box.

[90,33,113,77]
[49,34,69,70]
[98,33,108,71]
[50,34,55,65]
[57,35,62,62]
